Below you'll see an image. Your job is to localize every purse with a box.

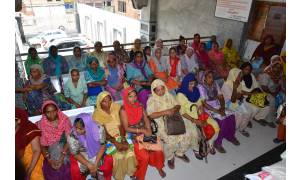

[163,111,186,135]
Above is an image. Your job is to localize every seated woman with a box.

[239,62,271,127]
[257,58,285,128]
[198,70,240,153]
[176,35,187,56]
[176,73,220,159]
[24,64,64,116]
[251,35,281,66]
[64,69,88,109]
[25,47,42,77]
[15,107,44,180]
[205,35,217,51]
[120,87,166,180]
[221,68,253,137]
[126,51,154,108]
[195,42,213,69]
[43,45,69,77]
[93,91,137,180]
[67,46,87,72]
[36,100,72,180]
[222,39,241,69]
[208,42,230,79]
[148,48,178,92]
[147,79,190,169]
[181,47,200,74]
[129,39,144,62]
[113,40,130,65]
[191,33,201,52]
[68,113,113,180]
[154,38,169,56]
[89,41,107,68]
[105,53,125,101]
[168,47,185,84]
[85,56,107,106]
[143,46,152,62]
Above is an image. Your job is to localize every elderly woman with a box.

[239,62,271,127]
[85,56,107,106]
[36,100,72,180]
[67,46,87,72]
[126,51,154,108]
[15,108,44,180]
[208,42,230,79]
[176,73,220,159]
[105,53,125,101]
[147,79,190,169]
[93,91,137,180]
[89,41,108,68]
[25,47,42,77]
[129,39,144,62]
[167,47,185,84]
[154,38,169,56]
[181,47,200,75]
[148,48,178,92]
[23,64,57,115]
[120,87,166,180]
[258,57,285,127]
[221,68,253,137]
[198,71,240,153]
[68,113,113,180]
[43,45,69,77]
[222,39,241,69]
[64,69,88,109]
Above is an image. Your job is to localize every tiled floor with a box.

[124,121,280,180]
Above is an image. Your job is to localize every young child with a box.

[273,102,286,143]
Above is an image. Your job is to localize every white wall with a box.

[77,3,141,48]
[155,0,246,49]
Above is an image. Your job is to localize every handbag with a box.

[87,85,103,96]
[163,111,186,135]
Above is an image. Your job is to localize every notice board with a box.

[215,0,253,22]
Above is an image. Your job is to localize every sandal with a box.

[240,130,250,137]
[247,121,253,128]
[254,118,267,126]
[167,158,175,169]
[213,144,226,153]
[230,137,240,146]
[209,146,216,155]
[175,154,190,163]
[193,150,203,160]
[268,122,276,128]
[157,169,166,178]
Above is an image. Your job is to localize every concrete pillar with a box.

[140,0,157,46]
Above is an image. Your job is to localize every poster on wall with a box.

[215,0,253,22]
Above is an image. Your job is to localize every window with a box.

[118,1,126,13]
[113,29,122,42]
[96,22,104,41]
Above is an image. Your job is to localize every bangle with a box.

[62,151,67,155]
[45,153,50,159]
[136,128,139,134]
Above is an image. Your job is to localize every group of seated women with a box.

[15,33,286,180]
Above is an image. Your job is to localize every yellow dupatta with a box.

[93,91,121,137]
